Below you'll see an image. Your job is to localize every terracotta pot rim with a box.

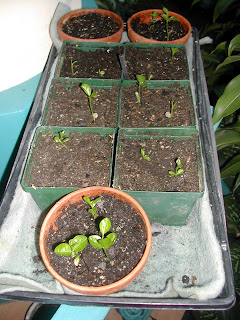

[39,186,152,295]
[127,9,191,44]
[57,9,124,43]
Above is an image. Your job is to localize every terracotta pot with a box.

[57,9,124,43]
[39,186,152,295]
[127,9,191,44]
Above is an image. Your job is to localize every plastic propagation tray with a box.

[0,29,235,309]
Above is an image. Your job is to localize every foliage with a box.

[70,59,77,77]
[140,149,150,161]
[160,7,179,41]
[168,158,184,177]
[149,11,158,29]
[89,217,117,262]
[136,74,147,103]
[80,83,98,121]
[171,48,179,64]
[83,196,102,219]
[54,235,88,266]
[53,130,70,149]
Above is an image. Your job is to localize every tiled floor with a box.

[0,301,185,320]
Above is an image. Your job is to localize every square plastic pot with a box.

[41,78,121,128]
[119,80,196,128]
[113,128,204,225]
[21,126,116,212]
[54,41,124,80]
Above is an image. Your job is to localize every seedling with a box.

[140,149,150,161]
[171,47,179,64]
[160,7,179,41]
[70,59,77,77]
[83,196,102,219]
[54,235,88,267]
[80,83,98,121]
[136,75,147,103]
[98,69,105,77]
[149,11,158,29]
[54,130,70,149]
[89,217,117,262]
[168,158,184,177]
[165,100,177,123]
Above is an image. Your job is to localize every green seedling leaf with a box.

[212,74,240,124]
[160,7,178,41]
[98,233,117,249]
[74,255,80,267]
[171,48,178,64]
[100,217,111,237]
[162,7,169,16]
[140,149,150,161]
[89,235,103,249]
[91,91,97,99]
[136,75,147,103]
[81,83,92,97]
[169,158,184,177]
[98,69,105,77]
[70,59,77,77]
[83,196,102,218]
[69,235,88,253]
[54,243,72,256]
[53,130,70,149]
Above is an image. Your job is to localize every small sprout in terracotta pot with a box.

[53,130,70,149]
[70,59,77,77]
[54,235,88,267]
[149,11,158,29]
[160,7,179,41]
[83,196,102,219]
[140,149,150,161]
[169,158,184,177]
[136,75,147,103]
[89,217,117,262]
[165,100,177,123]
[171,47,179,64]
[80,83,98,121]
[98,69,105,77]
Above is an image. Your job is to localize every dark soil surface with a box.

[24,130,114,188]
[58,44,123,79]
[125,46,189,80]
[120,83,195,127]
[42,80,120,127]
[46,194,147,287]
[131,17,187,41]
[114,135,203,192]
[62,13,120,39]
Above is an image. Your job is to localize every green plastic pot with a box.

[55,41,124,80]
[21,127,116,212]
[41,78,121,128]
[113,128,204,226]
[119,80,196,128]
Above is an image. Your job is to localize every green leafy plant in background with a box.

[136,74,147,103]
[80,83,98,121]
[53,130,70,149]
[160,7,179,41]
[189,0,240,318]
[54,235,88,267]
[89,217,117,262]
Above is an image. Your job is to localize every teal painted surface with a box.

[82,0,98,9]
[0,73,41,185]
[51,305,110,320]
